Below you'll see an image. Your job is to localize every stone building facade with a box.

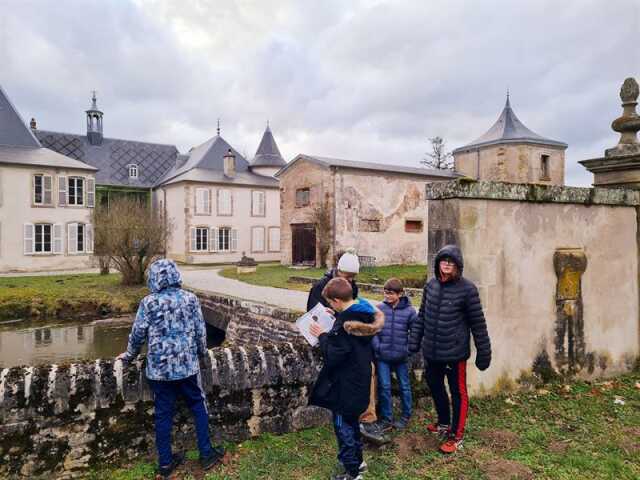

[155,126,285,264]
[453,95,567,185]
[0,85,98,273]
[276,154,457,267]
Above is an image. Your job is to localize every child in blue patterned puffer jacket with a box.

[117,259,224,478]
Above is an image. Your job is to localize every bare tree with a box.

[93,197,172,285]
[421,136,454,170]
[311,197,332,268]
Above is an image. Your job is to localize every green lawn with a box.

[219,264,429,292]
[90,371,640,480]
[0,273,148,321]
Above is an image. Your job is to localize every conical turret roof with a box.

[453,95,567,153]
[252,124,286,167]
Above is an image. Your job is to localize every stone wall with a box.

[0,343,328,479]
[194,289,302,344]
[426,179,640,394]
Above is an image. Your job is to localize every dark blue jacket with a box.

[309,299,376,416]
[372,296,417,363]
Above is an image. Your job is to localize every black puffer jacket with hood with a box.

[408,245,491,370]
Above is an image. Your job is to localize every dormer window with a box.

[128,164,139,179]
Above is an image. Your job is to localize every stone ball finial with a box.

[620,77,639,104]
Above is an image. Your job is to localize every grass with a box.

[89,371,640,480]
[219,264,429,292]
[0,273,148,321]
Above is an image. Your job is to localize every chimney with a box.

[30,118,37,130]
[223,148,236,178]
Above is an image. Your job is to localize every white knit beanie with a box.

[337,248,360,274]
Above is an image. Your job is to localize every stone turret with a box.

[580,77,640,189]
[453,93,568,185]
[250,123,286,177]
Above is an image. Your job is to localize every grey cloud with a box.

[1,0,638,186]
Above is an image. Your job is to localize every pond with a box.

[0,318,226,368]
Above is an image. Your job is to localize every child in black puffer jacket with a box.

[409,244,492,454]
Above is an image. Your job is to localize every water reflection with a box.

[0,319,226,368]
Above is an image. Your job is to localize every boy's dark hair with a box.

[383,277,404,293]
[323,277,354,301]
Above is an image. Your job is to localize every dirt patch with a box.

[483,459,534,480]
[620,427,640,455]
[477,429,520,452]
[394,432,440,458]
[548,440,570,454]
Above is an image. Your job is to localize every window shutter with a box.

[231,229,238,251]
[195,189,203,214]
[23,223,34,255]
[87,178,95,208]
[53,224,63,254]
[43,175,53,205]
[210,228,219,252]
[58,176,67,206]
[205,189,211,214]
[68,223,78,254]
[190,227,197,252]
[85,224,94,253]
[269,227,280,252]
[259,191,265,216]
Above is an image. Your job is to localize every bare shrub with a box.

[93,198,172,285]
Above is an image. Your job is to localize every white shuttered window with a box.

[251,190,265,216]
[24,223,34,254]
[195,188,211,215]
[53,224,63,254]
[269,227,281,252]
[251,226,265,253]
[217,189,232,216]
[87,179,95,208]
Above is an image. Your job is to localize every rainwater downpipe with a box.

[476,148,481,180]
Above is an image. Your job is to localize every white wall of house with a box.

[0,164,96,272]
[156,181,281,264]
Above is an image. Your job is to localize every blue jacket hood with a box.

[147,259,183,293]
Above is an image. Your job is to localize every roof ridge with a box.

[35,129,179,149]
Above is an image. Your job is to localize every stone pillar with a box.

[580,77,640,189]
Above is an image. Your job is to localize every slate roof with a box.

[0,85,96,171]
[158,134,278,187]
[251,125,286,167]
[276,154,459,178]
[453,96,567,153]
[35,129,178,187]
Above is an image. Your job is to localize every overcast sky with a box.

[1,0,638,186]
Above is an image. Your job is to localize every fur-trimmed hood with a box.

[340,298,384,337]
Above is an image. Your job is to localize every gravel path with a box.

[182,268,309,311]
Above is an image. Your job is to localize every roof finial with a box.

[217,118,220,136]
[506,88,511,108]
[90,90,98,110]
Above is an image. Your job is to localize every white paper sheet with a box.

[295,303,336,347]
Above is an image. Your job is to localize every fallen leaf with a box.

[537,389,550,395]
[635,382,640,390]
[614,396,626,406]
[505,398,517,406]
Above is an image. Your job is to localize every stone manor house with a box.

[0,85,285,272]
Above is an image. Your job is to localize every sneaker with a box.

[393,416,411,430]
[333,461,368,476]
[360,422,390,445]
[427,422,450,438]
[439,437,464,454]
[157,451,185,479]
[376,419,393,432]
[200,445,225,470]
[331,473,363,480]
